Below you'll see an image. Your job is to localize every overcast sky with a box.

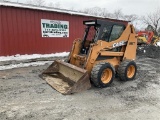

[10,0,160,16]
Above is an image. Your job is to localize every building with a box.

[0,2,127,56]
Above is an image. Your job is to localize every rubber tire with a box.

[117,60,137,81]
[91,62,115,88]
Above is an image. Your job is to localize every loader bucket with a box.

[40,60,91,95]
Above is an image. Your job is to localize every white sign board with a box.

[41,19,69,37]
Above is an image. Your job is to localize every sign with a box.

[41,19,69,37]
[112,41,127,48]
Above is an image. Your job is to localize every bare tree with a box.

[54,2,61,8]
[142,9,160,35]
[43,1,61,8]
[25,0,45,6]
[98,8,113,18]
[47,2,54,7]
[113,9,123,19]
[25,0,34,5]
[34,0,45,6]
[80,7,111,17]
[80,7,138,24]
[123,14,138,24]
[81,7,100,16]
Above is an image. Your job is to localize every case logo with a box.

[113,41,127,48]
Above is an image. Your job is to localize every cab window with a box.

[109,25,125,42]
[100,25,112,41]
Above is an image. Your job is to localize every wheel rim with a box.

[101,68,112,84]
[127,65,135,78]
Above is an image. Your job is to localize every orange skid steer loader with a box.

[40,19,137,95]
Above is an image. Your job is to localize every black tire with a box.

[117,60,137,81]
[91,62,115,88]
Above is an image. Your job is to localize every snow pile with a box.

[0,52,69,62]
[155,41,160,46]
[0,52,69,70]
[0,61,52,71]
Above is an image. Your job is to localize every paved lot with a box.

[0,56,160,120]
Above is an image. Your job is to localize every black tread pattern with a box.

[91,62,115,87]
[117,60,136,81]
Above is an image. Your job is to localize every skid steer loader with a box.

[40,19,137,95]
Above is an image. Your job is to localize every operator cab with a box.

[81,19,127,54]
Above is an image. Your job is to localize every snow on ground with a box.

[156,41,160,46]
[0,52,69,71]
[0,52,69,62]
[0,61,52,71]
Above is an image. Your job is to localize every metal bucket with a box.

[40,60,91,95]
